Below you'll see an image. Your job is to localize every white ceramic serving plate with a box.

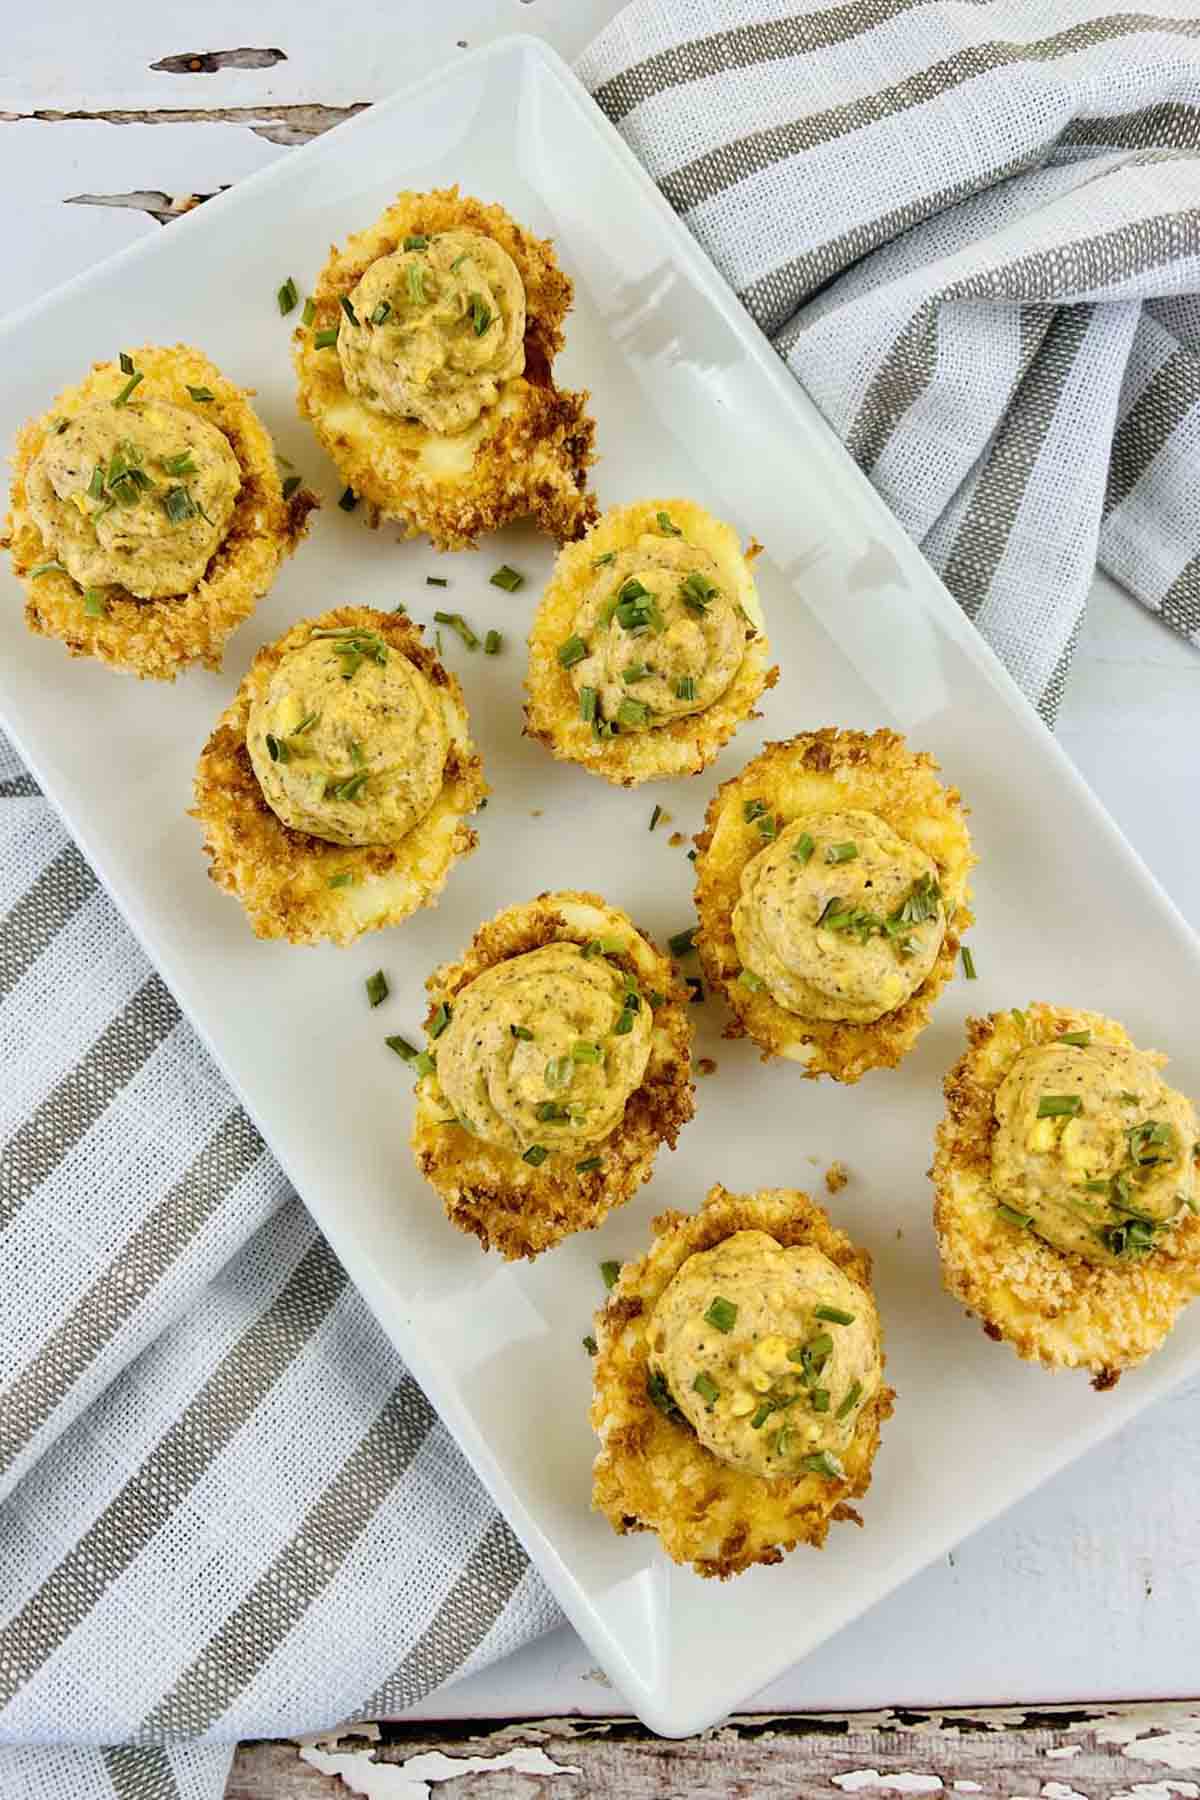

[2,35,1199,1737]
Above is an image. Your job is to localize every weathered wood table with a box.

[6,3,1200,1791]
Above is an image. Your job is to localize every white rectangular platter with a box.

[2,36,1199,1738]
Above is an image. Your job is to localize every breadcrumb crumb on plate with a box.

[694,728,975,1082]
[411,890,695,1261]
[524,497,776,787]
[934,1002,1200,1385]
[293,187,597,549]
[5,344,315,680]
[591,1183,894,1578]
[191,605,485,946]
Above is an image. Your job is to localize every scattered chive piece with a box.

[385,1034,418,1059]
[811,1388,831,1414]
[162,451,197,477]
[1059,1030,1091,1047]
[423,578,448,591]
[1085,1178,1112,1194]
[365,970,389,1008]
[338,486,358,512]
[613,1008,635,1036]
[961,945,978,981]
[404,233,429,251]
[119,351,134,375]
[668,926,697,957]
[281,474,303,499]
[743,799,768,822]
[572,1041,602,1064]
[82,589,107,617]
[545,1054,572,1088]
[649,804,663,833]
[264,733,286,764]
[800,1451,845,1480]
[836,1381,863,1421]
[792,832,815,865]
[186,384,215,401]
[675,675,696,701]
[411,1050,436,1078]
[593,550,616,567]
[1037,1094,1081,1118]
[484,628,502,655]
[302,297,316,326]
[997,1202,1034,1228]
[510,1023,534,1041]
[693,1371,719,1405]
[750,1400,774,1430]
[601,1260,620,1290]
[616,697,650,728]
[162,485,196,525]
[648,990,665,1008]
[328,872,354,889]
[646,1372,681,1419]
[332,771,369,800]
[814,1305,855,1326]
[704,1296,737,1333]
[469,291,491,335]
[557,634,588,668]
[1011,1008,1027,1032]
[622,662,652,684]
[407,262,427,305]
[435,610,480,650]
[371,300,392,326]
[29,561,67,578]
[656,510,682,535]
[490,564,524,592]
[523,1145,549,1167]
[577,1156,603,1173]
[450,252,468,271]
[339,294,359,325]
[535,1100,569,1123]
[428,1002,452,1039]
[113,369,143,407]
[579,686,597,724]
[687,849,697,862]
[685,976,704,1003]
[738,968,766,991]
[1119,1090,1140,1106]
[277,276,299,316]
[313,328,339,349]
[825,841,858,864]
[756,813,777,840]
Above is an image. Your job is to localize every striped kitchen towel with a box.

[577,0,1200,722]
[0,730,558,1798]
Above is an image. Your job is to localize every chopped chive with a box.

[622,662,652,684]
[411,1050,436,1078]
[29,561,67,578]
[668,926,697,957]
[613,1007,635,1036]
[162,484,197,525]
[469,291,492,335]
[426,1003,452,1041]
[685,976,704,1003]
[545,1055,572,1088]
[1011,1008,1027,1032]
[961,945,978,981]
[825,841,858,864]
[161,451,197,477]
[404,233,429,251]
[601,1260,620,1290]
[449,252,468,271]
[616,698,650,727]
[484,628,502,655]
[576,1156,603,1174]
[738,968,766,992]
[339,294,359,325]
[385,1034,418,1059]
[704,1296,737,1333]
[434,610,479,650]
[687,849,697,862]
[800,1451,845,1480]
[302,297,316,326]
[1084,1178,1112,1194]
[1037,1094,1081,1118]
[572,1041,602,1064]
[750,1400,774,1430]
[338,486,358,513]
[277,276,299,316]
[265,733,288,763]
[579,686,597,724]
[119,351,134,375]
[510,1023,534,1041]
[649,804,663,833]
[743,799,768,822]
[996,1202,1034,1228]
[83,589,108,617]
[523,1145,549,1167]
[792,832,815,865]
[815,1305,855,1325]
[186,384,215,401]
[756,813,777,841]
[281,474,303,499]
[490,564,524,592]
[592,550,616,567]
[1059,1031,1091,1047]
[1119,1090,1140,1106]
[313,327,339,349]
[582,1333,598,1356]
[535,1101,569,1123]
[365,971,389,1008]
[836,1381,863,1420]
[328,872,354,889]
[113,369,143,407]
[675,675,696,702]
[648,990,666,1008]
[692,1371,719,1405]
[407,262,427,305]
[811,1388,831,1413]
[423,578,450,592]
[371,300,392,326]
[656,509,682,536]
[332,771,369,800]
[557,634,588,668]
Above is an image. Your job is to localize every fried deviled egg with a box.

[591,1183,893,1578]
[193,605,485,945]
[694,729,974,1082]
[524,498,774,786]
[934,1003,1200,1385]
[410,891,694,1260]
[294,187,597,549]
[5,345,314,678]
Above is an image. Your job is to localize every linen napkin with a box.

[6,4,1200,1796]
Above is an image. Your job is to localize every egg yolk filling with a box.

[646,1229,881,1478]
[336,229,526,435]
[991,1038,1199,1265]
[434,942,653,1156]
[732,808,945,1023]
[247,627,449,847]
[26,398,240,599]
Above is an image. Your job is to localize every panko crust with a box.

[412,890,695,1261]
[694,729,975,1082]
[591,1183,895,1578]
[933,1002,1200,1384]
[293,186,597,549]
[5,345,315,679]
[192,605,485,946]
[524,497,776,787]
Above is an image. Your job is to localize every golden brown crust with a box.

[933,1002,1200,1382]
[523,498,776,787]
[412,891,695,1260]
[590,1183,894,1578]
[293,186,597,549]
[693,728,975,1082]
[5,344,315,679]
[191,605,485,945]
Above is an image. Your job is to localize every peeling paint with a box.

[65,189,222,225]
[1045,1748,1084,1760]
[1110,1785,1200,1800]
[833,1772,944,1793]
[296,1731,580,1797]
[953,1785,983,1793]
[1039,1781,1089,1799]
[0,103,367,146]
[1096,1713,1200,1773]
[150,47,287,73]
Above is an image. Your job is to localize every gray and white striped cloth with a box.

[6,4,1200,1795]
[579,0,1200,722]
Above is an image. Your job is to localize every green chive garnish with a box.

[484,629,501,655]
[411,1051,436,1078]
[579,686,597,724]
[385,1034,418,1059]
[434,610,479,650]
[693,1371,719,1405]
[997,1202,1034,1228]
[29,561,67,578]
[962,945,978,981]
[119,351,134,375]
[592,550,616,567]
[328,872,354,889]
[836,1381,862,1420]
[281,475,303,499]
[792,832,815,865]
[601,1260,620,1290]
[800,1451,845,1480]
[277,277,299,316]
[302,298,316,326]
[1059,1031,1091,1047]
[545,1055,572,1088]
[337,486,357,512]
[535,1101,569,1123]
[161,451,197,477]
[811,1388,831,1413]
[557,634,588,668]
[675,676,696,701]
[428,1002,452,1040]
[704,1297,737,1333]
[622,662,652,684]
[750,1400,775,1430]
[426,576,448,587]
[490,565,524,591]
[814,1305,855,1326]
[582,1334,598,1356]
[469,292,491,335]
[826,841,858,864]
[510,1024,534,1041]
[365,971,389,1008]
[616,698,650,727]
[113,369,143,407]
[313,328,339,349]
[577,1156,603,1174]
[523,1145,549,1167]
[187,385,215,401]
[572,1041,602,1064]
[685,976,704,1003]
[339,294,359,326]
[738,968,765,991]
[656,510,682,535]
[404,234,429,251]
[649,804,663,832]
[1037,1094,1081,1118]
[668,927,697,957]
[83,589,108,617]
[332,771,369,800]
